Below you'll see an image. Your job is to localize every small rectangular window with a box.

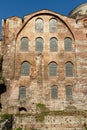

[51,86,58,99]
[66,86,73,100]
[19,86,26,99]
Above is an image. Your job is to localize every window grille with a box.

[64,37,72,51]
[21,61,30,76]
[66,86,73,99]
[35,37,43,52]
[51,85,58,99]
[35,18,43,32]
[19,86,26,99]
[49,62,57,76]
[20,37,29,51]
[50,37,58,52]
[65,62,73,77]
[49,18,58,32]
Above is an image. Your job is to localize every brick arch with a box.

[65,61,74,65]
[21,60,31,64]
[48,61,57,65]
[16,11,75,40]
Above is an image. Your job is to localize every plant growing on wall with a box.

[1,113,11,120]
[16,127,22,130]
[36,103,49,112]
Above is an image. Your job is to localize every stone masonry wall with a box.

[0,9,87,113]
[13,114,87,130]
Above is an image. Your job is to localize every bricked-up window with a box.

[49,62,57,76]
[20,37,29,51]
[64,37,72,51]
[51,85,58,99]
[21,61,30,76]
[65,62,73,77]
[66,86,73,100]
[19,86,26,99]
[35,18,43,32]
[49,18,58,32]
[35,37,43,52]
[50,37,58,52]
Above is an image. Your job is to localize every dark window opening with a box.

[0,84,6,94]
[19,107,27,112]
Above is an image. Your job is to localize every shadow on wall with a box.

[0,84,7,109]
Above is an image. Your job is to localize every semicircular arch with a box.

[16,12,75,40]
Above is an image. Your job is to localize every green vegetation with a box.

[36,103,46,108]
[35,111,49,122]
[0,77,5,84]
[36,103,49,112]
[0,54,3,61]
[1,113,11,120]
[84,123,87,130]
[16,127,22,130]
[35,103,87,122]
[30,128,38,130]
[36,103,49,122]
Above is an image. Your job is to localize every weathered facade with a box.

[0,2,87,130]
[0,2,87,114]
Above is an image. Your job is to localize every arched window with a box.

[50,37,58,52]
[65,62,73,77]
[64,37,72,51]
[49,18,58,32]
[20,37,29,51]
[19,107,27,112]
[19,86,26,100]
[35,37,43,52]
[66,86,73,99]
[49,62,57,76]
[21,61,30,76]
[51,85,58,99]
[35,18,43,32]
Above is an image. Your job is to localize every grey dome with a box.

[69,3,87,19]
